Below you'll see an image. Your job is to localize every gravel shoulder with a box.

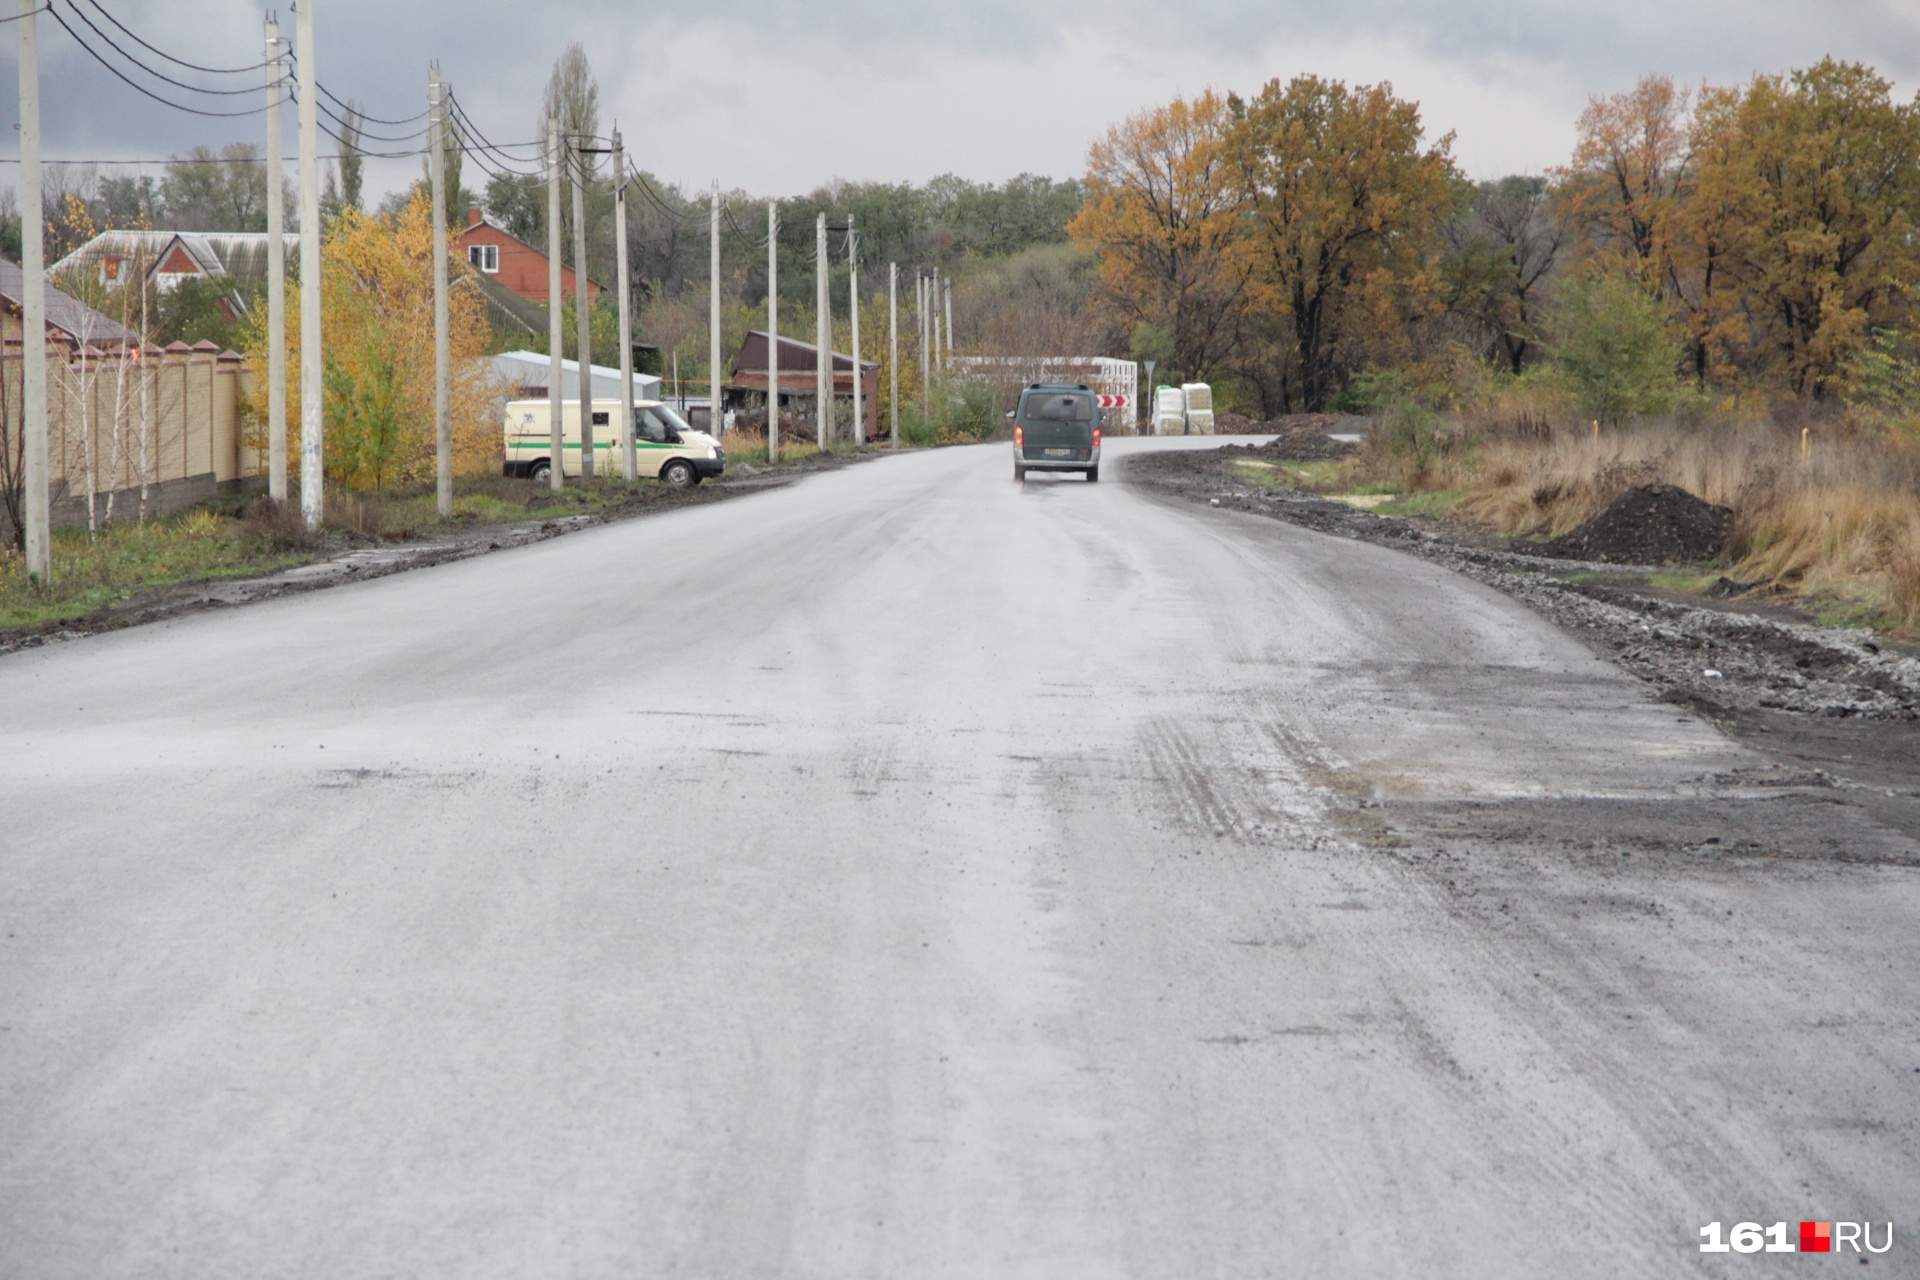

[1122,442,1920,838]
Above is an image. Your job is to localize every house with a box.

[726,330,879,439]
[489,350,661,402]
[0,256,139,349]
[457,208,603,309]
[50,231,301,321]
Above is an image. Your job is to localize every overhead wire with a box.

[54,0,268,94]
[48,5,289,118]
[67,0,267,74]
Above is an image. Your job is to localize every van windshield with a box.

[1023,394,1092,422]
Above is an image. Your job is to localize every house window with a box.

[468,244,499,273]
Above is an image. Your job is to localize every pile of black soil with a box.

[1203,418,1359,462]
[1541,484,1732,566]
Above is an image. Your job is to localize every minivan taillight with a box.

[1014,426,1024,447]
[1092,427,1102,446]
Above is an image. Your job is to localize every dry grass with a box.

[1349,413,1920,635]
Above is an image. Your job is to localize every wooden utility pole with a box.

[709,180,721,442]
[815,212,830,449]
[546,119,565,491]
[295,0,324,529]
[264,16,288,505]
[428,66,452,517]
[613,130,636,481]
[888,262,898,449]
[572,135,594,479]
[767,200,779,464]
[848,217,861,445]
[17,0,47,581]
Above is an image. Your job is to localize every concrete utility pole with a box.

[572,135,594,480]
[613,130,635,482]
[296,0,324,530]
[709,180,721,444]
[767,199,779,464]
[17,0,47,582]
[428,66,452,518]
[264,17,287,505]
[944,276,954,368]
[888,261,898,449]
[848,217,861,445]
[546,119,564,492]
[815,212,830,449]
[918,273,929,415]
[933,268,943,370]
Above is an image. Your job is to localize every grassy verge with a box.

[1328,410,1920,635]
[0,475,669,632]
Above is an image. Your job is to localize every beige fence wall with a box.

[1,324,257,530]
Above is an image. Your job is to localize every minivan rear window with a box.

[1023,394,1092,422]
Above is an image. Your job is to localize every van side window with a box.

[636,408,669,443]
[591,411,609,426]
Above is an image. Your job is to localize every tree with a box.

[1443,176,1563,373]
[1678,59,1920,397]
[1068,91,1248,385]
[334,105,366,219]
[1547,272,1688,422]
[1222,75,1458,412]
[1553,75,1693,291]
[161,143,271,232]
[243,191,499,489]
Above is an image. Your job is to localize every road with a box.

[3,438,1915,1277]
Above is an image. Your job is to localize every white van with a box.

[503,399,724,486]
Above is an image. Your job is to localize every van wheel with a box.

[1014,465,1027,481]
[661,459,698,488]
[529,460,552,483]
[1086,465,1100,482]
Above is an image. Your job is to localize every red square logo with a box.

[1801,1222,1831,1253]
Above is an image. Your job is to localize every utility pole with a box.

[848,217,861,445]
[571,135,594,480]
[944,276,954,368]
[428,65,451,518]
[17,0,47,582]
[918,273,929,416]
[933,268,943,370]
[888,261,898,449]
[767,199,779,464]
[264,16,287,506]
[815,212,830,449]
[546,119,564,492]
[709,179,721,443]
[613,129,635,482]
[295,0,324,530]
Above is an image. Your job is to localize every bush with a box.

[1547,274,1691,423]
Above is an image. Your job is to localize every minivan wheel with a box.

[660,459,698,488]
[1086,465,1100,482]
[529,460,552,483]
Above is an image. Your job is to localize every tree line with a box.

[1071,59,1920,420]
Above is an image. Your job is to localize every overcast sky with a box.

[3,0,1917,200]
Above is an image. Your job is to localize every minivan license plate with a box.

[1045,448,1070,457]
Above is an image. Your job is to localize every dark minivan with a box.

[1011,383,1102,482]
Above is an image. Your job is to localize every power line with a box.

[48,6,290,118]
[54,0,267,94]
[67,0,267,75]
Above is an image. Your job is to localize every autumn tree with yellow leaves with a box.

[243,190,499,491]
[1067,91,1249,387]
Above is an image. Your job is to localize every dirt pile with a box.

[1542,484,1732,566]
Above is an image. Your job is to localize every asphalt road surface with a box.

[3,438,1915,1277]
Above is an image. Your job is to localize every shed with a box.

[727,330,879,439]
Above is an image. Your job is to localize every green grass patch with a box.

[1374,489,1461,518]
[0,511,309,630]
